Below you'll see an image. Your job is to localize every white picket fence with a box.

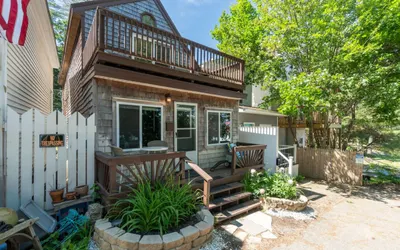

[2,108,96,211]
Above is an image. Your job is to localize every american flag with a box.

[0,0,30,46]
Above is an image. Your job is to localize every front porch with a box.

[95,143,266,222]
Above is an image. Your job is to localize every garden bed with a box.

[261,195,308,211]
[93,209,214,250]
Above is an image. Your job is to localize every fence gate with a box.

[1,107,96,211]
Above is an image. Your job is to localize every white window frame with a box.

[116,101,164,151]
[206,110,233,146]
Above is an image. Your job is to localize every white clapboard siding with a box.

[6,108,20,209]
[4,108,96,211]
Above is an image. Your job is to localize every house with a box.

[0,0,59,115]
[59,0,246,169]
[0,0,59,207]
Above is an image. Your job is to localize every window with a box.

[117,103,163,150]
[207,111,232,145]
[142,14,156,27]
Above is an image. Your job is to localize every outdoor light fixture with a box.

[165,94,172,103]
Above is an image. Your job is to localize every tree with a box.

[212,0,400,149]
[48,0,88,111]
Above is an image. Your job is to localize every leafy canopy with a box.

[212,0,400,125]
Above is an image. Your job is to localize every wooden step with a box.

[213,199,262,224]
[210,182,244,196]
[209,192,252,210]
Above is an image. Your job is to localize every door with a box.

[174,103,198,164]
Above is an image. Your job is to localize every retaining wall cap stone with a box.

[95,218,109,226]
[179,226,200,244]
[139,235,163,250]
[95,222,113,237]
[117,233,141,249]
[104,227,126,245]
[162,232,184,250]
[203,215,214,226]
[194,221,213,236]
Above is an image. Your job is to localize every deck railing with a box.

[95,151,213,208]
[83,8,244,84]
[231,144,267,175]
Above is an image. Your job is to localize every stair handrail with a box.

[183,157,213,208]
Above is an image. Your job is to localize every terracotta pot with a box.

[75,185,89,196]
[50,188,64,203]
[66,191,77,200]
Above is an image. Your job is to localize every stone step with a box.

[213,199,262,224]
[209,192,252,210]
[210,182,244,196]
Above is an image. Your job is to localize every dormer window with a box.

[142,13,156,27]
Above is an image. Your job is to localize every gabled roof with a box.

[59,0,180,86]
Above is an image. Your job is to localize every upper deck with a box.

[81,8,245,94]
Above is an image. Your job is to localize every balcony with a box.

[83,8,245,88]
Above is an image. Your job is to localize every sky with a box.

[160,0,235,49]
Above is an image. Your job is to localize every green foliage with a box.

[90,183,101,202]
[294,175,305,182]
[43,222,93,250]
[212,0,400,147]
[107,180,201,235]
[364,164,400,185]
[243,171,299,200]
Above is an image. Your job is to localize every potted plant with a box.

[49,186,64,203]
[48,177,64,203]
[65,191,77,200]
[75,185,89,196]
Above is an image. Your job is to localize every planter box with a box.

[261,195,308,211]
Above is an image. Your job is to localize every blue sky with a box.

[160,0,235,49]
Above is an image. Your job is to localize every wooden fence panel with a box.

[3,108,96,211]
[6,108,20,209]
[20,110,33,206]
[297,148,362,185]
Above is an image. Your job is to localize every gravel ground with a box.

[265,207,317,221]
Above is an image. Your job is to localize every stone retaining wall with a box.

[261,195,308,211]
[94,209,214,250]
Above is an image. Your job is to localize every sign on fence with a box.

[3,108,96,211]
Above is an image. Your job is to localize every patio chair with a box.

[147,140,168,147]
[109,145,125,156]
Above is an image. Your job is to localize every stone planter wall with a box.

[94,209,214,250]
[261,195,308,211]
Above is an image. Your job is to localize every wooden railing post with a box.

[108,163,117,193]
[203,180,211,208]
[190,45,195,72]
[231,147,237,175]
[288,156,293,177]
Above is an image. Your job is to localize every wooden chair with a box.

[147,140,168,147]
[109,145,124,156]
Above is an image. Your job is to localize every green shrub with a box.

[243,171,299,200]
[107,180,201,235]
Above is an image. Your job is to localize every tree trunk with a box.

[342,104,356,150]
[288,116,299,146]
[308,116,315,148]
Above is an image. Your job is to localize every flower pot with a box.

[65,191,77,200]
[49,188,64,203]
[75,185,89,196]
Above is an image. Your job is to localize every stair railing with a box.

[277,144,297,176]
[183,157,213,208]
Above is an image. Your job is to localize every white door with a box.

[174,102,198,164]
